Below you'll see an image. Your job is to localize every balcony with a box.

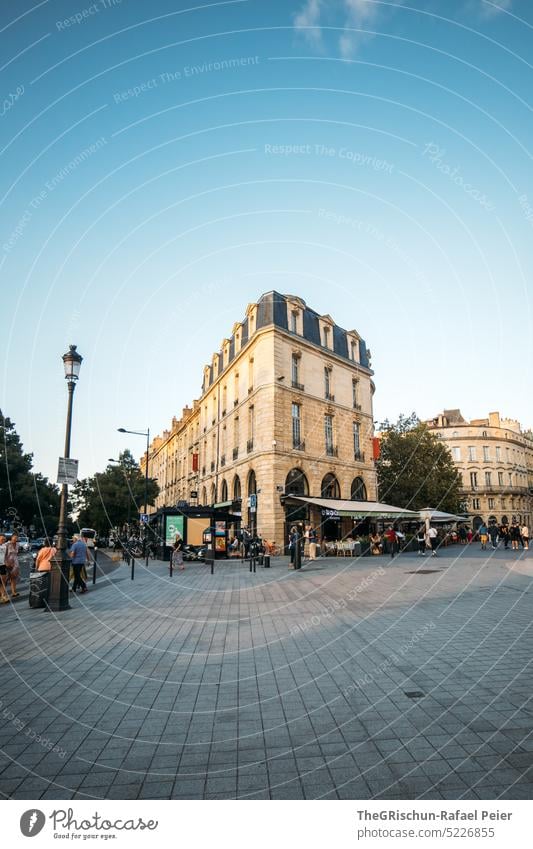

[354,449,364,461]
[232,447,239,460]
[325,393,335,402]
[291,381,305,391]
[220,455,226,467]
[326,445,338,457]
[293,440,306,451]
[247,439,254,453]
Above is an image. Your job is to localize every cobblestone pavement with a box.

[1,544,532,800]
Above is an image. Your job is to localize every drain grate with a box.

[405,569,442,575]
[404,691,425,699]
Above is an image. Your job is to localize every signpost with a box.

[57,457,78,486]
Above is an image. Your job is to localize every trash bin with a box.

[263,554,270,568]
[29,571,50,608]
[354,541,361,557]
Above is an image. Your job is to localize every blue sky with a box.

[1,0,532,480]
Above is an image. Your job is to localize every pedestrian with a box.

[385,526,398,556]
[370,531,382,556]
[458,525,467,544]
[0,534,8,603]
[466,528,473,544]
[416,527,426,556]
[509,523,521,551]
[520,523,529,550]
[69,534,88,593]
[427,525,439,557]
[172,535,185,571]
[499,524,509,550]
[35,539,56,571]
[308,525,318,560]
[478,523,489,550]
[488,523,499,550]
[288,526,297,567]
[4,534,20,598]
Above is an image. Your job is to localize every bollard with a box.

[263,554,270,568]
[92,547,98,585]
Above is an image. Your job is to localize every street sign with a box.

[248,493,257,512]
[139,513,149,524]
[57,457,78,486]
[176,500,188,509]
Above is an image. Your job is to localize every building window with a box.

[351,476,367,501]
[498,471,504,486]
[485,471,491,487]
[452,446,461,461]
[248,358,254,393]
[324,366,334,401]
[291,353,302,389]
[352,379,360,409]
[321,473,340,498]
[323,325,331,349]
[292,404,303,449]
[472,498,480,510]
[488,498,495,509]
[350,340,358,362]
[468,446,476,461]
[290,310,298,333]
[248,406,254,451]
[496,446,501,461]
[508,472,513,487]
[324,414,335,455]
[470,472,478,490]
[483,446,490,462]
[353,422,362,460]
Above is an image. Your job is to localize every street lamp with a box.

[47,345,83,612]
[117,427,150,566]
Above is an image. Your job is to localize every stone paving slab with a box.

[0,544,532,800]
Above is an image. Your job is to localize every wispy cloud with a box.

[293,0,402,58]
[294,0,324,50]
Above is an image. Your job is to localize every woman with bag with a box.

[172,535,185,572]
[4,534,20,599]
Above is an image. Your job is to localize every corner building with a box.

[427,410,533,529]
[142,292,377,544]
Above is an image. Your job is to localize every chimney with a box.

[488,412,500,428]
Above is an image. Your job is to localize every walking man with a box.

[69,534,88,594]
[427,525,439,557]
[488,523,499,550]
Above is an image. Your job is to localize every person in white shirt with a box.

[427,526,439,557]
[521,525,529,550]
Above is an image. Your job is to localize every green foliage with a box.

[0,410,61,534]
[377,414,464,513]
[72,450,159,534]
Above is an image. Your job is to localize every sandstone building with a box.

[427,410,533,529]
[141,292,377,544]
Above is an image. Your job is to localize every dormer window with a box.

[323,326,331,349]
[290,311,298,333]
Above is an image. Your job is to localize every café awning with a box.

[419,508,469,523]
[285,496,420,520]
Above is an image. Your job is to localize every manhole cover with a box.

[405,569,442,574]
[404,691,425,699]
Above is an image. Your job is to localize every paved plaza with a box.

[1,545,532,801]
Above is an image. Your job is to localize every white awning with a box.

[419,508,469,523]
[287,496,420,520]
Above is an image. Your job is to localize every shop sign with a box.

[322,508,340,518]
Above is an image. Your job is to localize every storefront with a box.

[147,505,237,560]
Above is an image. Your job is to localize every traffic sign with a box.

[139,513,149,524]
[57,458,78,486]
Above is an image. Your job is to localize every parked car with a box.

[17,534,30,552]
[30,537,46,552]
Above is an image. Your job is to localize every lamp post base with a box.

[46,553,71,611]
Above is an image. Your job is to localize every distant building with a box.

[427,410,533,529]
[141,291,377,544]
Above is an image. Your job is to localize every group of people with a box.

[477,522,529,551]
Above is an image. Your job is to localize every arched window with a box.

[201,487,207,506]
[472,515,483,530]
[233,475,241,500]
[221,480,228,502]
[248,469,257,495]
[210,484,217,505]
[285,468,309,496]
[488,515,497,525]
[351,477,367,501]
[321,473,340,499]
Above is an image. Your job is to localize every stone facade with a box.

[427,410,533,528]
[141,292,377,545]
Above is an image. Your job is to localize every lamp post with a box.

[117,427,150,566]
[47,345,83,612]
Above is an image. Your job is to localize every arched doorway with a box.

[220,480,228,502]
[351,476,367,501]
[233,475,241,501]
[285,468,309,496]
[210,483,217,505]
[321,473,340,499]
[473,515,483,531]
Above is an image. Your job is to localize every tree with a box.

[72,450,159,534]
[376,413,464,513]
[0,410,61,535]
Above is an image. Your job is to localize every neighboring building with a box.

[427,410,533,529]
[141,291,377,544]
